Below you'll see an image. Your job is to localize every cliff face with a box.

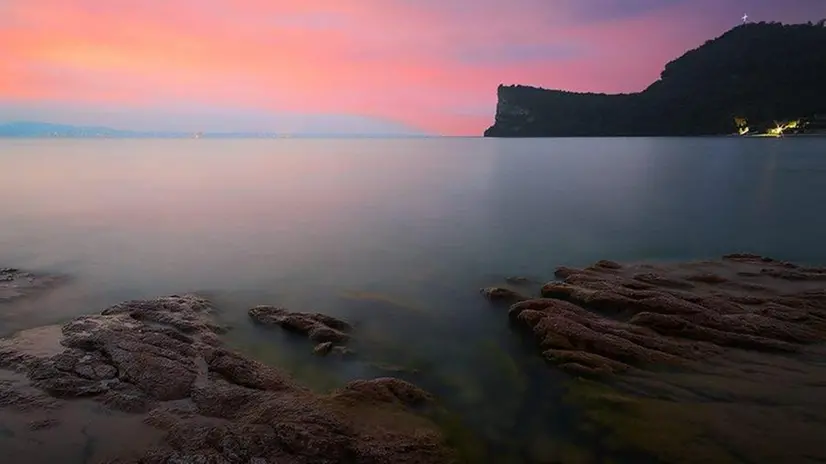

[485,22,826,137]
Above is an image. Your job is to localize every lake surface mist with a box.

[1,136,825,461]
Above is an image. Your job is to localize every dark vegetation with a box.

[485,22,826,137]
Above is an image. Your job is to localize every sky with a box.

[1,0,823,135]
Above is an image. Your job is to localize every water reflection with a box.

[1,137,826,462]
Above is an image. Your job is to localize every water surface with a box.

[1,137,825,461]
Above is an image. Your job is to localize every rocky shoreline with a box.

[482,254,826,377]
[0,291,457,463]
[3,253,826,463]
[482,254,826,462]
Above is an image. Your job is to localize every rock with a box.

[75,361,118,380]
[685,272,728,284]
[0,267,65,304]
[334,378,433,409]
[0,294,456,463]
[207,350,296,392]
[509,256,826,377]
[330,346,355,358]
[595,260,622,270]
[544,349,631,374]
[313,343,354,358]
[58,309,203,401]
[249,306,352,349]
[760,267,826,281]
[553,267,583,279]
[629,312,798,352]
[509,299,699,367]
[30,373,110,397]
[0,373,59,411]
[723,253,779,263]
[98,389,156,413]
[109,344,197,400]
[632,273,695,289]
[102,294,221,334]
[189,378,270,420]
[27,418,59,430]
[313,342,333,356]
[308,326,350,344]
[480,287,528,303]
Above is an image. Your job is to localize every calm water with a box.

[2,137,826,462]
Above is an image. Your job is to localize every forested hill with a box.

[484,21,826,137]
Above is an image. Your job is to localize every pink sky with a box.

[0,0,822,135]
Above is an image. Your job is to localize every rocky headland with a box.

[484,22,826,137]
[0,288,457,463]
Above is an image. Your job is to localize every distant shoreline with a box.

[2,134,826,140]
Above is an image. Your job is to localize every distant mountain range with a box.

[0,121,182,138]
[485,21,826,137]
[0,121,428,138]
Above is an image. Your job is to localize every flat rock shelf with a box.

[0,293,457,464]
[482,254,826,463]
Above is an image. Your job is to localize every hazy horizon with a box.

[0,112,429,136]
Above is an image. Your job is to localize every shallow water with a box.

[2,137,826,462]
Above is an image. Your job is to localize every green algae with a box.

[479,340,527,393]
[428,409,488,464]
[356,333,437,377]
[564,378,739,464]
[369,362,421,375]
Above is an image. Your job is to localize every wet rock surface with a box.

[0,267,65,303]
[492,254,826,463]
[500,255,826,376]
[480,287,528,303]
[249,305,354,356]
[0,295,456,464]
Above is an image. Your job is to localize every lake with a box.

[1,137,825,462]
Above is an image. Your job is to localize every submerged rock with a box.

[311,341,356,358]
[479,287,528,303]
[0,267,64,304]
[0,295,457,463]
[314,341,334,356]
[594,260,622,270]
[509,255,826,462]
[504,276,534,286]
[501,255,826,377]
[249,305,353,353]
[331,346,355,358]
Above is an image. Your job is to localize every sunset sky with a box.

[1,0,822,135]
